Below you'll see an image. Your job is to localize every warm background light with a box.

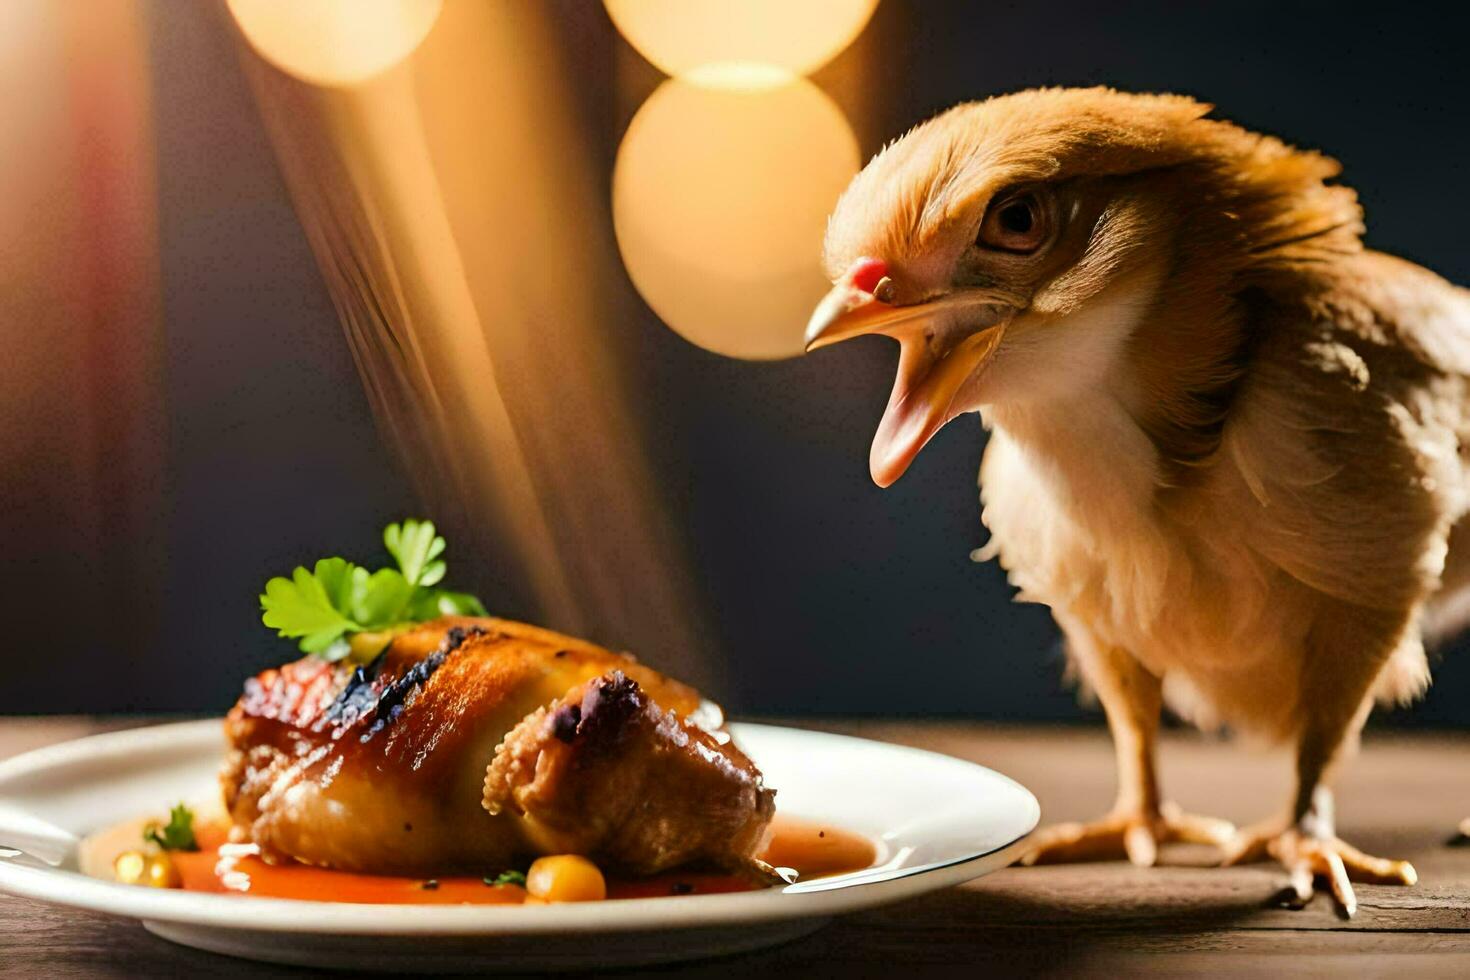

[604,0,879,78]
[232,1,716,686]
[613,76,860,360]
[226,0,441,88]
[0,0,166,702]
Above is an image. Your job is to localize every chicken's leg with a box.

[1222,609,1418,916]
[1019,635,1234,867]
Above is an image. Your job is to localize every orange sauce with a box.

[165,816,875,905]
[759,816,880,879]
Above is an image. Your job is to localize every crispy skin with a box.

[486,672,774,874]
[222,617,772,875]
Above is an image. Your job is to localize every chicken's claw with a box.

[1222,824,1416,917]
[1018,801,1235,868]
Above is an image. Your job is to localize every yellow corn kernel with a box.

[525,855,606,902]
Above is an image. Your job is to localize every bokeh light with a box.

[612,75,860,360]
[604,0,879,79]
[226,0,442,88]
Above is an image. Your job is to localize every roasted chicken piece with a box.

[222,617,774,876]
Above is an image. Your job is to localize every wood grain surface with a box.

[3,718,1469,977]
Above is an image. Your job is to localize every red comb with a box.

[847,257,888,296]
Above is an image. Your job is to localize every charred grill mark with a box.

[308,625,487,742]
[318,659,387,735]
[443,625,485,650]
[358,625,486,743]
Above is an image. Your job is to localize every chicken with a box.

[805,87,1469,914]
[222,617,775,876]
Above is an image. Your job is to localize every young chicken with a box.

[805,87,1470,915]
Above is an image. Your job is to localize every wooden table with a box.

[3,718,1470,977]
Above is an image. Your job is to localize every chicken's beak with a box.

[805,259,1010,487]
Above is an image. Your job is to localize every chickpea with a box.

[146,853,182,888]
[113,850,146,885]
[524,855,606,902]
[113,850,181,889]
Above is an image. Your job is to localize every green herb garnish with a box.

[485,870,526,887]
[260,519,486,662]
[143,803,198,852]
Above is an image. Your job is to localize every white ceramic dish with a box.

[0,720,1038,971]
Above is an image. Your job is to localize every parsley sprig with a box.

[144,802,198,852]
[260,519,486,662]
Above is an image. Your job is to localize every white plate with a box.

[0,720,1038,972]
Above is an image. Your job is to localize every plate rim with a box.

[0,718,1039,936]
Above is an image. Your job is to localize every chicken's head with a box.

[805,87,1357,486]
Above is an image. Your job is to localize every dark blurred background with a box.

[4,0,1469,723]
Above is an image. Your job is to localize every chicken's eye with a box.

[976,192,1048,254]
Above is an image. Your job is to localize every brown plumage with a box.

[807,87,1470,914]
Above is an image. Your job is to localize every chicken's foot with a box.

[1222,612,1422,917]
[1222,787,1416,917]
[1021,800,1235,867]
